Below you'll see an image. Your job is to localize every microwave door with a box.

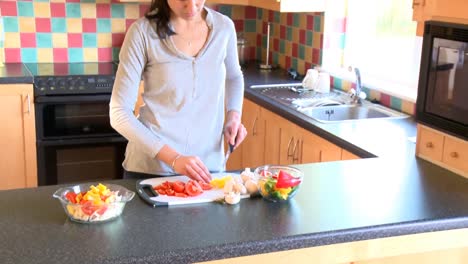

[437,47,459,100]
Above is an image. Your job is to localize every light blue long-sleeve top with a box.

[110,7,244,175]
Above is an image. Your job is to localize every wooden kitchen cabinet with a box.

[0,84,37,190]
[341,149,360,160]
[412,0,468,36]
[416,124,468,178]
[240,99,265,169]
[118,0,325,12]
[300,127,342,163]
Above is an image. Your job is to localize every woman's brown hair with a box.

[145,0,175,39]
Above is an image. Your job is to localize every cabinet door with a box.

[0,85,37,190]
[241,99,265,169]
[277,116,300,165]
[263,108,281,165]
[341,149,360,160]
[300,127,342,163]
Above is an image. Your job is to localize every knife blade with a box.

[222,143,235,170]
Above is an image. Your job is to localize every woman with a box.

[110,0,246,182]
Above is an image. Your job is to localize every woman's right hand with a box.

[172,155,212,183]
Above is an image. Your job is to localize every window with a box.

[323,0,422,102]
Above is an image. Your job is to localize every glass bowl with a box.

[254,165,303,202]
[53,183,135,224]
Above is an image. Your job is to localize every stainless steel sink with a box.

[297,104,408,123]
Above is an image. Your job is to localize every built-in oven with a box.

[416,21,468,140]
[27,62,127,186]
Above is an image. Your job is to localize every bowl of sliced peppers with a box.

[255,165,303,202]
[53,183,135,223]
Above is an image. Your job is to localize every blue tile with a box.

[299,44,305,60]
[17,2,34,17]
[21,48,37,63]
[68,48,83,63]
[111,4,125,18]
[256,8,262,20]
[244,20,256,33]
[292,57,298,70]
[306,31,313,46]
[333,77,343,90]
[286,27,293,41]
[3,17,19,32]
[51,18,67,33]
[293,13,300,27]
[97,19,111,33]
[279,39,285,54]
[274,12,280,23]
[314,16,322,32]
[82,33,97,48]
[36,33,52,48]
[66,3,81,18]
[391,96,402,111]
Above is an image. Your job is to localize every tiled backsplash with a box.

[0,0,149,62]
[0,1,414,115]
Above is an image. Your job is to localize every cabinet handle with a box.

[26,94,31,114]
[450,152,459,158]
[425,142,433,148]
[287,137,295,158]
[412,0,425,8]
[292,139,300,162]
[252,116,258,136]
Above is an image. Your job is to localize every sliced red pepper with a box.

[65,192,77,203]
[275,170,301,188]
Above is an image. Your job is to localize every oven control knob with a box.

[58,80,66,87]
[78,80,86,90]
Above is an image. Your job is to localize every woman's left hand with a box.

[223,110,247,149]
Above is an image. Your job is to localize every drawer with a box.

[418,126,444,161]
[443,136,468,174]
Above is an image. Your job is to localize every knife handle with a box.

[135,181,168,207]
[229,143,235,153]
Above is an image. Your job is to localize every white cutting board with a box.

[136,172,249,206]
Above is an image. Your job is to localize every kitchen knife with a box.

[222,143,235,170]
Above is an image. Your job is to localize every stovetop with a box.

[25,62,118,96]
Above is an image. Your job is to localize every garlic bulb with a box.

[244,179,258,194]
[241,168,255,183]
[225,191,241,205]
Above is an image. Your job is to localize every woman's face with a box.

[167,0,206,20]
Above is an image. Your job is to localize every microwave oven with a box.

[416,21,468,140]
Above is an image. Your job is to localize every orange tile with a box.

[402,100,415,115]
[312,32,321,48]
[125,4,140,19]
[84,61,99,73]
[83,48,98,62]
[34,2,51,18]
[369,89,381,101]
[52,33,68,48]
[81,3,97,19]
[4,33,20,48]
[231,6,245,20]
[36,48,53,63]
[111,19,126,33]
[292,28,299,43]
[67,19,82,33]
[305,46,312,62]
[19,18,36,33]
[97,33,112,48]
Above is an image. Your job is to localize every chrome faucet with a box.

[351,67,366,104]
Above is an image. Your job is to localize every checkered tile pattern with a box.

[0,0,149,63]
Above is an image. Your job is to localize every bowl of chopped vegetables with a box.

[254,165,303,202]
[53,183,135,223]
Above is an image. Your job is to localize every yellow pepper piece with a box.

[210,176,233,189]
[97,183,108,192]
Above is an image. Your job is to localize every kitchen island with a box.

[1,63,468,263]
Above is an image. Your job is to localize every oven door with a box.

[35,94,119,140]
[37,137,127,186]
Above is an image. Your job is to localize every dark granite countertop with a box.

[1,62,468,264]
[0,63,34,84]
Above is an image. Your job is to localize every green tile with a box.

[391,96,402,111]
[244,20,256,33]
[3,17,19,32]
[306,31,313,46]
[318,49,323,65]
[218,5,232,17]
[36,33,52,48]
[293,13,300,27]
[83,33,97,48]
[274,12,280,23]
[111,4,125,18]
[17,2,34,17]
[68,48,83,63]
[256,8,262,20]
[97,19,111,33]
[69,63,84,74]
[286,27,293,41]
[51,18,67,33]
[279,39,285,54]
[21,48,37,63]
[338,33,345,49]
[291,57,298,70]
[66,3,81,18]
[113,48,121,61]
[333,77,343,90]
[314,16,321,32]
[298,44,305,60]
[272,52,279,65]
